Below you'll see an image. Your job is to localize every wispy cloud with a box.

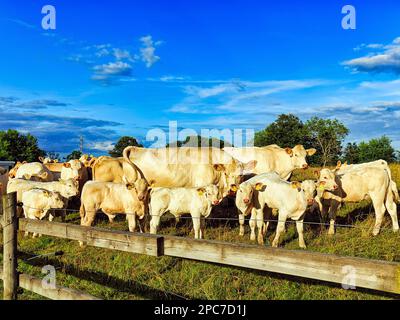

[344,36,400,74]
[7,18,36,29]
[91,61,133,85]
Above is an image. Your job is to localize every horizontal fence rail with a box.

[0,266,100,300]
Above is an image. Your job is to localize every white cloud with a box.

[344,36,400,74]
[140,35,161,67]
[87,141,114,152]
[92,61,133,85]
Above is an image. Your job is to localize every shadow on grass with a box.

[17,251,190,300]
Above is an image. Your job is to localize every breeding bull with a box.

[223,144,316,180]
[317,166,398,236]
[234,172,309,248]
[123,146,256,197]
[149,185,220,239]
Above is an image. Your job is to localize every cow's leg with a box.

[371,193,387,236]
[296,219,306,249]
[192,214,201,239]
[385,189,399,233]
[272,212,287,247]
[328,201,340,235]
[149,209,162,234]
[200,217,205,239]
[249,208,257,241]
[256,209,264,245]
[127,213,136,232]
[238,213,245,236]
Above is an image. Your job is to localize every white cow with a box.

[317,166,398,236]
[79,177,149,234]
[22,189,65,237]
[234,172,308,248]
[13,162,54,182]
[223,144,316,180]
[149,185,220,239]
[7,178,79,203]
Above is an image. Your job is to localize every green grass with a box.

[1,165,400,300]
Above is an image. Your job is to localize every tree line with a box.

[0,115,398,166]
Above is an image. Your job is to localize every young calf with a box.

[79,177,149,233]
[149,185,220,239]
[22,189,65,237]
[317,166,398,236]
[234,172,308,248]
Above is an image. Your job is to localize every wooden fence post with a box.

[2,192,18,300]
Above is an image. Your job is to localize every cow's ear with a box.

[63,162,71,168]
[54,159,59,163]
[213,164,225,171]
[291,181,302,191]
[230,184,238,192]
[148,179,156,187]
[43,190,50,197]
[336,160,342,169]
[39,157,44,162]
[197,188,205,196]
[126,183,134,190]
[313,169,320,178]
[306,148,317,156]
[243,160,257,171]
[22,161,27,164]
[254,183,265,191]
[285,147,293,156]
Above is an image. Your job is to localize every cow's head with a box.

[234,182,264,216]
[61,160,83,181]
[217,160,258,197]
[300,180,317,206]
[198,184,221,207]
[316,168,338,191]
[59,179,80,198]
[43,191,65,211]
[285,145,316,169]
[124,177,149,202]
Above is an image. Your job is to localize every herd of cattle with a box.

[0,144,399,248]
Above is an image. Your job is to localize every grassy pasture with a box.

[1,164,400,300]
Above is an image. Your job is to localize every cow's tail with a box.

[79,203,86,221]
[391,180,400,204]
[123,146,146,180]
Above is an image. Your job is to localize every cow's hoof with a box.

[271,240,278,248]
[372,229,380,236]
[328,228,335,236]
[299,243,307,249]
[78,241,85,247]
[393,228,399,233]
[250,234,256,241]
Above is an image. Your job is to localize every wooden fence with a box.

[1,192,400,300]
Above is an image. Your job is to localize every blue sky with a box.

[1,0,400,155]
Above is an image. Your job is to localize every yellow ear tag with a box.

[197,190,204,196]
[255,184,264,191]
[318,184,325,191]
[231,185,238,192]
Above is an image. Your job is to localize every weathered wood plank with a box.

[0,266,100,300]
[2,193,18,300]
[163,236,400,294]
[19,218,163,257]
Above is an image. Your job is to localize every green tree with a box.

[254,114,310,148]
[46,151,61,162]
[65,150,82,161]
[166,135,229,148]
[358,136,395,163]
[342,142,360,164]
[109,136,143,157]
[0,129,45,162]
[305,117,349,166]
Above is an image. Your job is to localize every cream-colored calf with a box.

[149,185,220,239]
[22,189,65,237]
[234,172,308,248]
